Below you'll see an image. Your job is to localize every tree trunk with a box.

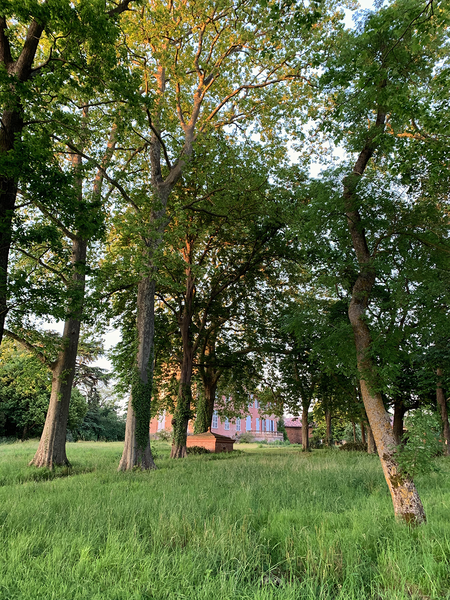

[171,271,195,458]
[352,421,357,442]
[0,108,22,346]
[0,174,18,346]
[392,398,406,446]
[366,424,375,454]
[350,298,425,522]
[195,375,217,433]
[0,19,44,346]
[343,107,425,524]
[360,422,366,445]
[437,368,450,456]
[302,401,310,451]
[119,277,156,470]
[325,409,332,447]
[30,238,87,468]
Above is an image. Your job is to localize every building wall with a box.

[150,397,282,441]
[285,426,314,445]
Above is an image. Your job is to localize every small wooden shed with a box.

[186,430,234,453]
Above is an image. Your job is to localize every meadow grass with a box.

[0,441,449,600]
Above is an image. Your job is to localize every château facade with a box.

[150,397,283,442]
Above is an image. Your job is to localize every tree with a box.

[0,0,133,346]
[308,0,450,522]
[5,102,118,466]
[110,0,330,469]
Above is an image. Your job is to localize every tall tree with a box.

[113,0,328,468]
[310,0,450,522]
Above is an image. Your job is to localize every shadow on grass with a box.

[0,464,95,487]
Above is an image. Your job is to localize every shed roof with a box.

[188,431,235,442]
[284,418,303,428]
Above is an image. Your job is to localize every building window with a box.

[254,399,259,409]
[236,418,241,431]
[225,418,230,430]
[212,411,218,429]
[255,418,259,431]
[270,420,274,432]
[246,416,251,431]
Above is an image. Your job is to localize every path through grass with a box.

[0,441,449,599]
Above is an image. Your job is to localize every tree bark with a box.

[31,237,87,467]
[171,271,195,458]
[437,368,450,456]
[392,398,406,446]
[119,277,157,470]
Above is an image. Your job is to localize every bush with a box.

[186,445,211,455]
[156,429,173,442]
[339,441,368,452]
[396,410,442,477]
[236,432,254,443]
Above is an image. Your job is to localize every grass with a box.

[0,442,449,600]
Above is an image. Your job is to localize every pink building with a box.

[150,396,283,442]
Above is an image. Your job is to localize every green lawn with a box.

[0,441,449,600]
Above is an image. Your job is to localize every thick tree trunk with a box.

[437,369,450,456]
[350,284,425,522]
[350,291,425,522]
[30,238,87,467]
[392,398,406,446]
[302,401,310,451]
[325,409,332,447]
[119,277,156,470]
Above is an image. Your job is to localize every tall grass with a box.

[0,441,449,599]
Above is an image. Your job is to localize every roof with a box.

[188,431,235,442]
[284,418,303,428]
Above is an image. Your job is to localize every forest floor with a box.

[0,441,449,600]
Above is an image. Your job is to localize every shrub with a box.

[339,441,368,452]
[396,409,442,477]
[236,432,254,443]
[156,429,173,442]
[186,445,210,455]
